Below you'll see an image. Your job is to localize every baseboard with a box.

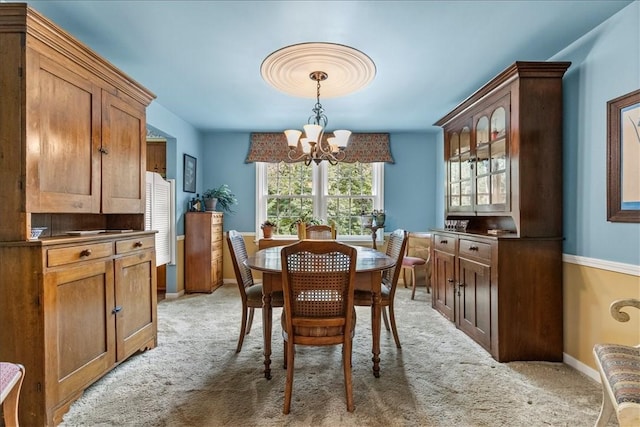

[164,290,184,299]
[564,352,600,383]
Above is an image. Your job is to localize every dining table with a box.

[245,244,395,379]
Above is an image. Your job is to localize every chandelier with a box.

[285,71,351,166]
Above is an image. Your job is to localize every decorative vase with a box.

[204,198,218,212]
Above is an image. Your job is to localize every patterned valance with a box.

[246,133,394,164]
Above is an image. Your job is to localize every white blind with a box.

[145,172,175,266]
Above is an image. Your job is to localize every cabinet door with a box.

[44,260,116,404]
[26,50,102,213]
[456,257,492,352]
[102,91,147,213]
[445,125,473,213]
[432,250,456,321]
[114,249,157,361]
[473,95,510,213]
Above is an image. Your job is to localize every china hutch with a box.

[432,61,570,362]
[0,4,157,425]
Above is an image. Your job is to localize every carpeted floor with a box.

[59,283,608,426]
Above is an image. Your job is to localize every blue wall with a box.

[147,2,639,280]
[551,1,639,265]
[201,132,440,234]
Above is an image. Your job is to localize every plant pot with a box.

[204,198,218,212]
[262,226,273,239]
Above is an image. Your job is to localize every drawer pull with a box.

[112,305,123,314]
[469,246,479,251]
[134,241,144,247]
[79,249,92,257]
[457,282,466,296]
[440,240,448,244]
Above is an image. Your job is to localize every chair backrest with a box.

[383,229,408,291]
[303,224,337,240]
[280,240,357,344]
[226,230,254,298]
[406,231,431,261]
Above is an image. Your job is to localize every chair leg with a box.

[410,267,417,300]
[382,306,391,331]
[402,268,408,288]
[343,340,355,412]
[236,304,249,353]
[283,340,295,414]
[595,374,615,427]
[246,307,255,334]
[389,303,402,348]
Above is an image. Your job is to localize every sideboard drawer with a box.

[459,238,492,261]
[115,236,155,254]
[433,233,457,254]
[47,242,114,267]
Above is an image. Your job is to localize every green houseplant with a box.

[203,184,237,213]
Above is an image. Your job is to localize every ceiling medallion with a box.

[260,42,376,98]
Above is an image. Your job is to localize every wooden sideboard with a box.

[0,4,157,425]
[432,62,569,362]
[185,212,224,293]
[0,232,158,426]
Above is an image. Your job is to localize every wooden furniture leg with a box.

[371,274,382,378]
[262,274,274,380]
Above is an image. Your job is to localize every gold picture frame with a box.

[607,89,640,222]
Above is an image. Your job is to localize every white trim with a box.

[563,254,640,277]
[164,290,184,299]
[563,352,600,384]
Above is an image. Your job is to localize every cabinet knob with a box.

[447,278,455,283]
[99,147,109,155]
[79,249,92,257]
[112,305,123,314]
[134,241,143,247]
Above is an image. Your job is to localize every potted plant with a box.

[203,184,237,213]
[261,220,276,239]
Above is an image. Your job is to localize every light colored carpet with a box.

[59,283,607,426]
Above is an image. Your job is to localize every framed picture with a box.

[183,154,196,193]
[607,89,640,222]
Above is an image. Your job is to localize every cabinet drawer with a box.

[115,236,155,254]
[211,214,223,225]
[211,224,223,240]
[47,242,114,267]
[459,239,492,261]
[433,234,457,254]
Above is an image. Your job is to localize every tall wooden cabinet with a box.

[0,4,156,425]
[432,62,570,362]
[185,212,224,293]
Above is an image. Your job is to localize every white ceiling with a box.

[25,0,633,133]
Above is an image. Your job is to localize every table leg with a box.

[371,282,382,378]
[262,291,273,380]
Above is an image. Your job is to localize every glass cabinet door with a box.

[474,97,509,212]
[447,126,473,212]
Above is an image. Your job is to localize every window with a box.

[256,161,384,239]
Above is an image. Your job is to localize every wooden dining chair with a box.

[298,223,337,240]
[401,231,432,300]
[1,362,25,427]
[226,230,283,352]
[354,229,407,348]
[280,240,357,414]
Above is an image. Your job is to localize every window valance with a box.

[246,133,394,164]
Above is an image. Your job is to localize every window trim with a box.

[255,162,384,242]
